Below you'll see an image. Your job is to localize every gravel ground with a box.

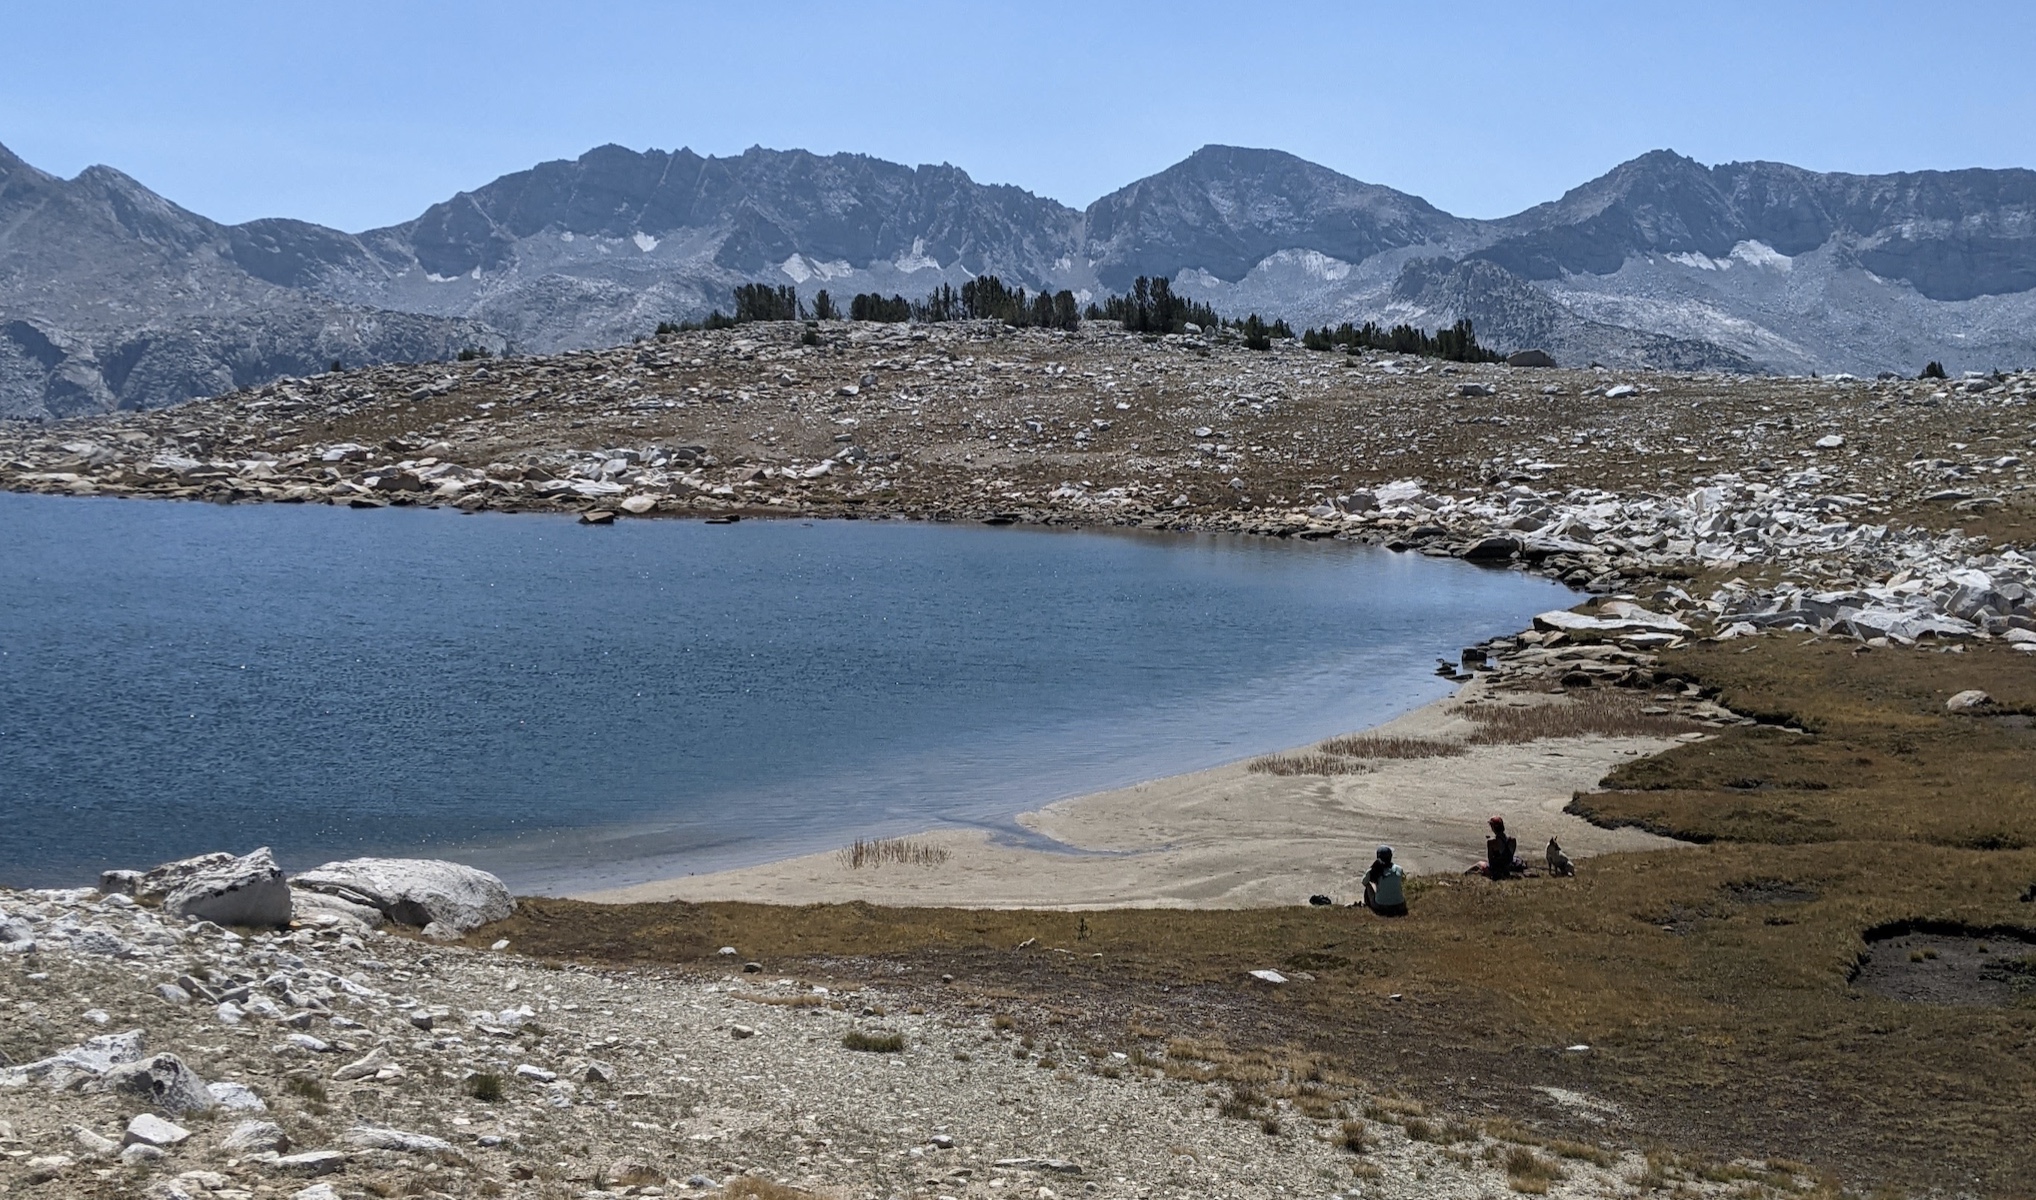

[0,888,1801,1200]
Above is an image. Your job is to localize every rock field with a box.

[3,321,2032,683]
[2,879,1808,1200]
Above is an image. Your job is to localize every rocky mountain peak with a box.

[1082,144,1467,288]
[0,139,41,181]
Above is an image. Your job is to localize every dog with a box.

[1546,837,1575,877]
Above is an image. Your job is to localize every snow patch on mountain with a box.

[894,239,942,273]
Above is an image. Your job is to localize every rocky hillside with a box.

[0,145,502,421]
[6,138,2036,417]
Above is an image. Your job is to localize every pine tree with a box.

[811,290,839,321]
[732,284,802,323]
[851,293,912,323]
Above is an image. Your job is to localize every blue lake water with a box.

[0,493,1573,893]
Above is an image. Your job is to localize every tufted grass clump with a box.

[837,838,951,869]
[465,1071,504,1102]
[1247,753,1370,776]
[1318,734,1467,759]
[1503,1145,1566,1193]
[842,1030,905,1053]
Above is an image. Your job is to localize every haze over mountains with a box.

[5,137,2036,418]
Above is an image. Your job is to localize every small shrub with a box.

[1339,1119,1370,1153]
[284,1074,328,1102]
[843,1030,905,1053]
[1259,1115,1282,1136]
[992,1014,1016,1031]
[465,1071,503,1102]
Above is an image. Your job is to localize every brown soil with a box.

[1851,924,2036,1007]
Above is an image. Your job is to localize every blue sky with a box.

[4,1,2032,231]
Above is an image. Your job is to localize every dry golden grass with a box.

[1464,690,1707,744]
[1481,1116,1543,1146]
[1246,752,1371,776]
[1502,1145,1566,1194]
[1317,734,1468,759]
[1578,639,2036,847]
[1546,1139,1616,1167]
[835,837,951,869]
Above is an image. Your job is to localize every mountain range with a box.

[6,138,2036,418]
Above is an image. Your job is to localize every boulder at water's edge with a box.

[290,858,514,933]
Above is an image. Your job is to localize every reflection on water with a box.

[0,494,1572,892]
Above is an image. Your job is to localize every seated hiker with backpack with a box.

[1467,815,1526,879]
[1361,845,1408,916]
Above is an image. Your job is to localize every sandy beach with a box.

[580,678,1693,909]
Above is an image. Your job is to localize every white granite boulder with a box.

[161,849,292,928]
[290,858,514,933]
[100,853,235,901]
[103,1054,214,1114]
[289,888,386,929]
[220,1120,289,1153]
[342,1124,456,1155]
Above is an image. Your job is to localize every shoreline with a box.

[5,326,2027,658]
[576,675,1695,909]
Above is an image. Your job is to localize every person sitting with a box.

[1362,845,1408,916]
[1546,836,1575,877]
[1469,815,1523,879]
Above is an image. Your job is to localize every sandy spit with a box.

[579,680,1687,909]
